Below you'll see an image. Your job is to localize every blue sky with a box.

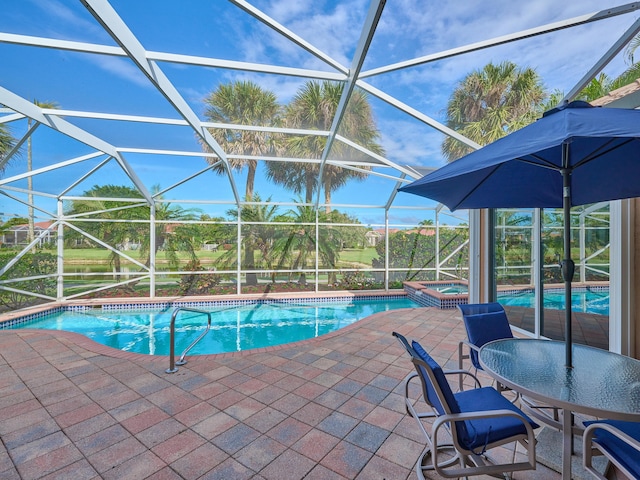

[0,0,638,225]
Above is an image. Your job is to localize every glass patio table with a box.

[479,338,640,479]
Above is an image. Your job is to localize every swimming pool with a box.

[498,288,609,316]
[7,297,418,355]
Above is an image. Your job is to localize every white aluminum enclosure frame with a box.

[0,2,638,354]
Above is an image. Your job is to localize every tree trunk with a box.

[324,179,332,214]
[305,170,315,203]
[244,162,257,285]
[112,252,121,273]
[245,161,256,201]
[245,246,258,285]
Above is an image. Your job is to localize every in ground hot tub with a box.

[403,280,469,309]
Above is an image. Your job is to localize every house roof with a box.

[5,221,54,231]
[591,79,640,108]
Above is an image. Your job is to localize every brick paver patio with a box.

[0,306,567,479]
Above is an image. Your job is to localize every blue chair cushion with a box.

[454,386,538,452]
[411,340,460,415]
[411,340,537,453]
[463,311,513,370]
[584,420,640,476]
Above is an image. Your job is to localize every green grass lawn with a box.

[62,247,380,268]
[338,247,379,267]
[63,248,226,263]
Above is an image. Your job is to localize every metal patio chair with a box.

[583,420,640,480]
[457,302,569,430]
[393,331,538,479]
[457,302,514,393]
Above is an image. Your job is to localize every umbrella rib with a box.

[453,164,503,210]
[572,138,635,170]
[513,138,636,172]
[514,155,560,172]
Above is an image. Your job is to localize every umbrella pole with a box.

[561,163,575,368]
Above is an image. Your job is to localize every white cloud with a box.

[238,0,371,71]
[367,0,635,91]
[377,117,446,168]
[27,0,112,43]
[85,55,152,89]
[358,0,638,144]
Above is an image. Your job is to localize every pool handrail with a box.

[166,307,212,374]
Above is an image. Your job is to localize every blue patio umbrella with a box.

[400,101,640,367]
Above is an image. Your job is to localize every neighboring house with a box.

[364,227,435,247]
[0,221,55,248]
[116,240,141,251]
[365,230,382,247]
[202,242,219,252]
[405,228,436,236]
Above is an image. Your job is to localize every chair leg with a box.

[464,451,517,480]
[415,444,461,480]
[403,373,462,479]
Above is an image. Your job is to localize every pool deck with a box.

[0,306,570,479]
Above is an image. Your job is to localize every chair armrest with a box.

[583,422,640,480]
[432,409,537,478]
[459,339,481,353]
[458,340,480,362]
[434,408,537,441]
[584,422,640,450]
[458,340,470,362]
[403,369,481,411]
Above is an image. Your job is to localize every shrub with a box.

[179,259,225,295]
[335,269,381,290]
[0,252,57,310]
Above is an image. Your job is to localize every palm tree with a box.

[67,185,201,272]
[202,81,281,200]
[544,38,640,107]
[272,202,341,284]
[0,123,14,169]
[65,185,147,273]
[27,100,59,247]
[138,187,201,269]
[267,81,384,212]
[538,89,566,113]
[575,69,640,103]
[626,33,640,63]
[442,62,546,162]
[215,194,282,285]
[590,34,640,93]
[577,74,615,102]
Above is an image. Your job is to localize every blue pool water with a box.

[9,298,418,355]
[432,285,468,295]
[498,289,609,316]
